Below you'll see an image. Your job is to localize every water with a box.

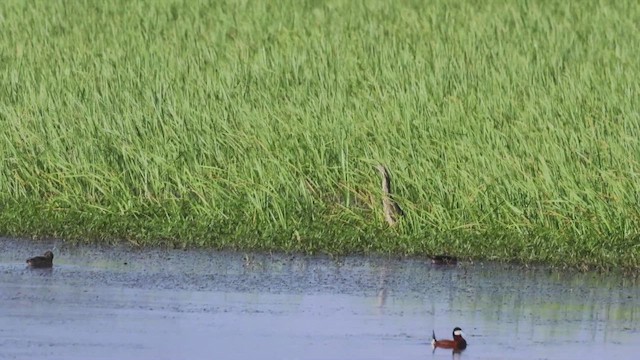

[0,238,638,360]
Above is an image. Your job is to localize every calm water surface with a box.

[0,238,638,360]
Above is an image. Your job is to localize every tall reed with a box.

[1,0,639,271]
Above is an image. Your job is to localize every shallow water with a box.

[0,238,638,360]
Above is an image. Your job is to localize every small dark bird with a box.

[432,327,467,352]
[429,255,458,265]
[26,251,54,268]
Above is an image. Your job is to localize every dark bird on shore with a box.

[375,164,404,226]
[429,255,458,265]
[432,327,467,352]
[26,251,54,268]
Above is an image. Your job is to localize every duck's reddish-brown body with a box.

[432,327,467,351]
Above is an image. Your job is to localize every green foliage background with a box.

[1,0,639,270]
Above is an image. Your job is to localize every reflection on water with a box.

[0,238,638,360]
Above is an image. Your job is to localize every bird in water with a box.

[375,164,404,226]
[26,251,54,268]
[432,327,467,352]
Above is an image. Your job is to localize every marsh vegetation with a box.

[1,0,639,271]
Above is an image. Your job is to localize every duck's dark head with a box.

[44,251,54,259]
[452,327,464,340]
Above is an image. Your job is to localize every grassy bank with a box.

[1,0,639,271]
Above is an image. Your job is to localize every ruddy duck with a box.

[26,251,54,268]
[432,327,467,351]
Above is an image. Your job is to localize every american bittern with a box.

[375,164,404,226]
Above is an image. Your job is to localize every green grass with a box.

[1,0,640,272]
